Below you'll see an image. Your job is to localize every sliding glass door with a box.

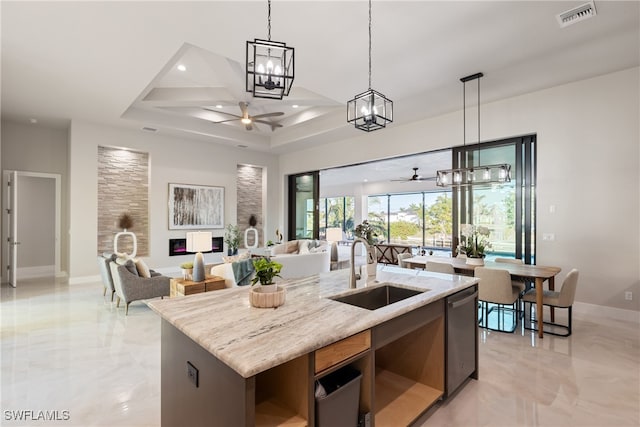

[453,135,536,263]
[287,171,319,240]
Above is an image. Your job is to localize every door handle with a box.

[448,291,478,309]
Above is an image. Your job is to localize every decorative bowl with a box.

[249,285,286,308]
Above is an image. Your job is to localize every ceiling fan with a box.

[204,102,284,131]
[391,167,437,182]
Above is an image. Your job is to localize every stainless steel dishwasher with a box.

[445,286,478,398]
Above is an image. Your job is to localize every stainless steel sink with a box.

[330,284,425,310]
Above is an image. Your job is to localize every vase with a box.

[181,268,193,280]
[249,285,286,308]
[114,230,137,257]
[466,257,484,266]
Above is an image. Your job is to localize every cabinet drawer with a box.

[315,330,371,374]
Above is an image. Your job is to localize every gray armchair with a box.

[97,255,116,301]
[109,261,170,315]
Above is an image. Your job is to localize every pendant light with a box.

[347,0,393,132]
[246,0,295,99]
[436,73,511,187]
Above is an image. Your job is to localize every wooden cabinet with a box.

[373,301,445,426]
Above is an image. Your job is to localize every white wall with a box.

[68,121,280,280]
[280,67,640,311]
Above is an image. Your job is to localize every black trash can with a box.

[315,365,362,427]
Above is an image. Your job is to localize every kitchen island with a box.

[149,266,479,427]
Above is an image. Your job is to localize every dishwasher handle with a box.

[448,291,478,309]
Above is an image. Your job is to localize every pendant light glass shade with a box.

[246,39,294,99]
[246,1,294,99]
[436,164,511,187]
[347,0,393,132]
[347,88,393,132]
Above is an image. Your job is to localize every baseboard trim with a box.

[17,265,55,279]
[573,301,640,324]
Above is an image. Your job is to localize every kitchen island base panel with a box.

[161,319,255,427]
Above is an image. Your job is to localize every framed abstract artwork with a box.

[168,183,224,229]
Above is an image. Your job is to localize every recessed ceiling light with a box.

[364,178,368,182]
[29,118,38,124]
[215,104,223,109]
[177,64,187,71]
[292,104,299,108]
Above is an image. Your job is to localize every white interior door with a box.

[8,171,18,287]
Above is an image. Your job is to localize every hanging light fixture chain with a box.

[463,79,466,147]
[368,0,372,89]
[267,0,272,41]
[477,76,480,144]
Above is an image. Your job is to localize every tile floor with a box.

[1,277,639,426]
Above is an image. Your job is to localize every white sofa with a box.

[209,240,331,287]
[269,239,331,280]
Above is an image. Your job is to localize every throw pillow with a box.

[222,252,250,264]
[285,241,299,254]
[298,240,310,255]
[116,256,139,277]
[135,258,151,278]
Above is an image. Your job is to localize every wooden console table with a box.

[170,275,226,297]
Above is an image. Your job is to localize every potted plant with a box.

[251,258,283,288]
[224,224,240,255]
[249,258,286,308]
[458,224,492,265]
[180,261,193,280]
[354,220,378,245]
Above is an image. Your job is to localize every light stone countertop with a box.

[148,266,478,378]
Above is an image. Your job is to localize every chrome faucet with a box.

[350,237,370,289]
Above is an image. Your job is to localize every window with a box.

[453,135,536,263]
[319,196,355,239]
[366,191,452,253]
[367,195,388,242]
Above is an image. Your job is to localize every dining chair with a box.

[522,269,579,337]
[475,267,520,333]
[396,252,413,269]
[494,257,527,314]
[425,261,455,274]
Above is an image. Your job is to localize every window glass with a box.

[388,193,423,245]
[367,195,388,242]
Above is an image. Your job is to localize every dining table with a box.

[404,256,562,338]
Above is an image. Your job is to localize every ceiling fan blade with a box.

[213,118,241,124]
[252,112,285,119]
[253,119,283,128]
[203,107,243,119]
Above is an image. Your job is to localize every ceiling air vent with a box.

[557,1,597,28]
[142,126,157,132]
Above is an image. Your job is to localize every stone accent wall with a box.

[97,146,149,256]
[237,165,263,248]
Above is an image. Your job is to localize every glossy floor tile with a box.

[2,277,639,426]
